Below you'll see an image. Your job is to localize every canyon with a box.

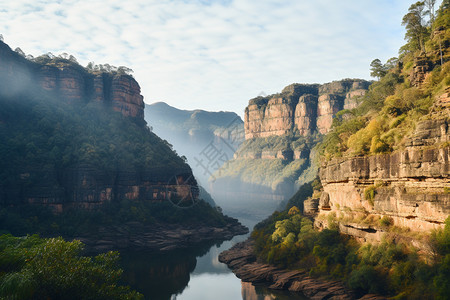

[144,102,245,189]
[210,79,371,215]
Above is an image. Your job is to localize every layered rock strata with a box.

[0,165,197,213]
[0,41,144,119]
[318,95,450,233]
[245,80,371,139]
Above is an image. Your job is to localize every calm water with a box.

[120,216,307,300]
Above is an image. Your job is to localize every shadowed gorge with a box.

[0,39,247,254]
[144,102,244,189]
[210,79,371,216]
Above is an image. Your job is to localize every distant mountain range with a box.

[145,102,244,189]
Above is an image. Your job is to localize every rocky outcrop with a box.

[303,197,320,216]
[295,94,318,135]
[319,146,449,232]
[319,96,450,233]
[316,94,342,134]
[0,40,145,120]
[214,80,369,214]
[77,219,248,253]
[219,239,375,300]
[344,89,366,110]
[1,164,198,212]
[111,75,144,118]
[244,79,370,139]
[410,56,433,87]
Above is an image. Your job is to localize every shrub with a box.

[364,185,377,206]
[379,216,393,227]
[348,265,384,295]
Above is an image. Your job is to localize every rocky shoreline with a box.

[219,239,384,300]
[74,219,248,253]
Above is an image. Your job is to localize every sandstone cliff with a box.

[0,40,191,212]
[313,88,450,238]
[244,79,370,139]
[0,41,144,120]
[0,40,251,252]
[4,165,196,212]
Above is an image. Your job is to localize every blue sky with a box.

[0,0,439,116]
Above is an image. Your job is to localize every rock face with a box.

[410,56,432,87]
[111,75,144,119]
[244,79,370,139]
[316,94,342,134]
[0,40,145,120]
[1,164,196,212]
[318,97,450,233]
[219,239,360,300]
[212,80,369,215]
[295,94,318,135]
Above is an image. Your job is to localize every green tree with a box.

[0,235,142,299]
[402,1,428,52]
[384,57,399,70]
[370,59,387,79]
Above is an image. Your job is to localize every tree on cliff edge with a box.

[402,1,428,52]
[369,59,387,79]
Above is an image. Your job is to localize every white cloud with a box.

[0,0,438,116]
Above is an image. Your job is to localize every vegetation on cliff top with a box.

[319,1,450,160]
[12,42,134,77]
[0,235,142,299]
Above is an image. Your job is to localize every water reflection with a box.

[120,216,306,299]
[120,249,197,299]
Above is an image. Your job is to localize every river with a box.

[120,215,307,300]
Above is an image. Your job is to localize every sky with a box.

[0,0,437,116]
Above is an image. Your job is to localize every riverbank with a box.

[219,239,384,300]
[75,218,248,253]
